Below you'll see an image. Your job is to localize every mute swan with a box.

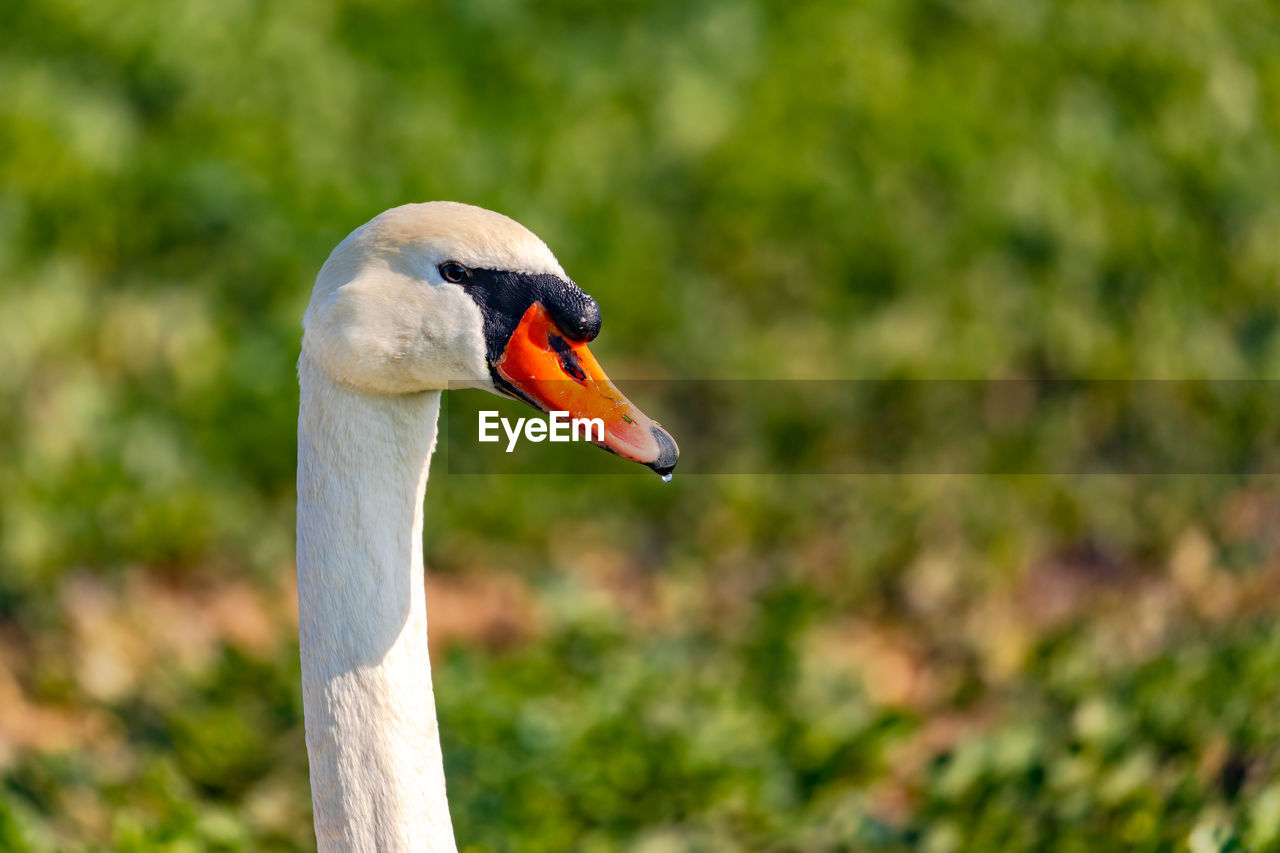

[296,202,678,852]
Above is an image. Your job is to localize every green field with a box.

[3,0,1280,850]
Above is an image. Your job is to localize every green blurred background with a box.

[4,0,1280,850]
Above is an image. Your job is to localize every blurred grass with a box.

[3,0,1280,850]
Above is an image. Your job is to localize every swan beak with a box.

[493,302,679,478]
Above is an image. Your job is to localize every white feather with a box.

[297,202,567,852]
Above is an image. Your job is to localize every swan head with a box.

[302,201,678,477]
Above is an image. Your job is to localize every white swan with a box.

[296,202,678,852]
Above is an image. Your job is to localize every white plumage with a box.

[297,202,674,851]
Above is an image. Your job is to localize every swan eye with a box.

[438,262,468,283]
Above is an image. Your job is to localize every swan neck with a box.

[296,354,456,853]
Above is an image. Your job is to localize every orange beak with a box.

[493,302,679,477]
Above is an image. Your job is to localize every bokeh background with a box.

[4,0,1280,850]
